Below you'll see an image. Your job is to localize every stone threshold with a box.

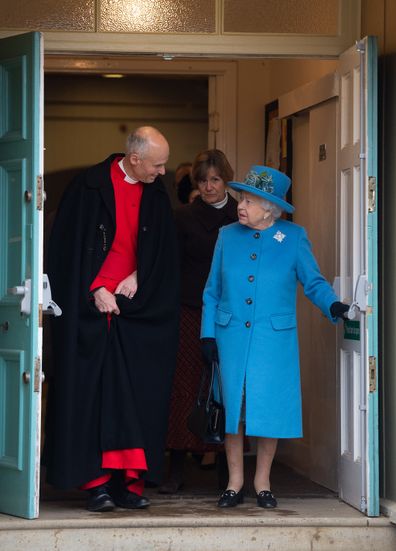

[1,498,396,551]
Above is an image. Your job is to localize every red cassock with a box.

[81,158,146,494]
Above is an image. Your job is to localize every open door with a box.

[0,32,44,519]
[277,35,378,516]
[337,36,378,516]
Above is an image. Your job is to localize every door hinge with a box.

[369,356,376,392]
[36,175,43,211]
[368,176,376,212]
[356,40,366,54]
[34,357,41,392]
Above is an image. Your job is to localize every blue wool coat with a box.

[201,219,339,438]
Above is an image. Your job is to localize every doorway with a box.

[41,69,210,497]
[40,56,340,508]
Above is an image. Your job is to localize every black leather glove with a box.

[201,337,219,366]
[330,301,350,320]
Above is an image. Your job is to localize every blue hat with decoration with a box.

[228,165,294,213]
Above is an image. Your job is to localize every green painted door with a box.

[0,32,44,519]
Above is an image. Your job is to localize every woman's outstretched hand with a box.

[330,301,350,320]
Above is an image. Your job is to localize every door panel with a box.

[0,32,43,519]
[337,36,378,516]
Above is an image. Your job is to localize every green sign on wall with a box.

[344,320,360,341]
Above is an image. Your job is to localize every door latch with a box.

[346,274,372,319]
[8,280,31,315]
[43,274,62,317]
[8,275,62,317]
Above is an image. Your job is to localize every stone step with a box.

[1,497,395,551]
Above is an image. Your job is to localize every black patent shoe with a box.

[87,484,115,512]
[256,490,277,508]
[217,488,244,508]
[114,490,150,509]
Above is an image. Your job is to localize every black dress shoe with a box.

[87,484,115,512]
[114,490,150,509]
[217,488,244,508]
[256,490,277,508]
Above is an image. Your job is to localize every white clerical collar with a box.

[119,158,139,184]
[211,193,229,209]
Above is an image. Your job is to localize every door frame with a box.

[42,44,377,517]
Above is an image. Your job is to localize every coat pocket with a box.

[270,313,296,330]
[215,309,232,326]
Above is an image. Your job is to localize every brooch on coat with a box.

[273,230,286,243]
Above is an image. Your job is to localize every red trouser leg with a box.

[80,474,111,490]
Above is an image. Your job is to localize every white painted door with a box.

[337,36,378,516]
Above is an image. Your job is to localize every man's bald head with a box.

[126,126,168,157]
[125,126,169,183]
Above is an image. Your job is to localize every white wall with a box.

[276,100,338,490]
[235,58,337,179]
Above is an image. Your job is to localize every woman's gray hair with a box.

[125,131,149,158]
[261,198,283,220]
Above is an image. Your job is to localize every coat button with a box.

[245,321,251,328]
[248,275,254,282]
[246,298,253,305]
[250,253,257,260]
[254,232,260,239]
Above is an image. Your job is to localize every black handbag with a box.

[187,360,225,444]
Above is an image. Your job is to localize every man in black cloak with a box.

[43,126,180,512]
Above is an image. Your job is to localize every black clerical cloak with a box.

[43,154,180,490]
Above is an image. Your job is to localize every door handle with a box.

[8,276,62,317]
[8,280,31,315]
[43,274,62,317]
[343,274,372,320]
[333,276,356,319]
[333,274,373,320]
[8,285,28,296]
[45,299,62,317]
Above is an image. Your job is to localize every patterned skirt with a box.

[166,305,220,452]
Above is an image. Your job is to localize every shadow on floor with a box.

[41,454,336,503]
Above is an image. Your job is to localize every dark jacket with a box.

[174,194,238,308]
[43,154,180,489]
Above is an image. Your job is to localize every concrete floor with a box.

[1,495,395,551]
[1,458,395,551]
[0,493,387,526]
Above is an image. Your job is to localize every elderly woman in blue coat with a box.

[201,165,349,509]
